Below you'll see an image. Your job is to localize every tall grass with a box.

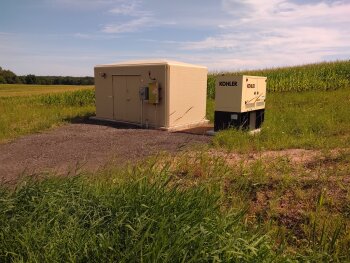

[0,89,95,142]
[39,89,95,106]
[208,60,350,98]
[1,151,349,262]
[169,151,350,261]
[0,167,274,262]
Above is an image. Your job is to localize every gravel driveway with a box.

[0,123,211,183]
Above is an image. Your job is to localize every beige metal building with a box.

[94,60,208,131]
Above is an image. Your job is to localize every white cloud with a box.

[73,32,120,40]
[0,32,13,36]
[102,0,155,33]
[220,0,350,27]
[102,16,152,33]
[180,0,350,69]
[109,3,138,15]
[183,26,349,52]
[48,0,121,9]
[109,1,151,16]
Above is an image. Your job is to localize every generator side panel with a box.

[215,75,243,113]
[241,75,267,112]
[256,78,267,109]
[94,67,113,119]
[168,65,208,129]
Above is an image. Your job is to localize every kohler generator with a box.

[214,75,267,132]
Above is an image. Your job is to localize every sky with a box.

[0,0,349,76]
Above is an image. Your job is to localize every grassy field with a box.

[1,150,349,262]
[0,84,93,97]
[0,61,350,261]
[0,87,95,142]
[210,88,350,152]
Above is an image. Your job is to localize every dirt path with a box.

[0,123,211,183]
[209,148,322,165]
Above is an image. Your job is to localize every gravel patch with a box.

[0,123,211,183]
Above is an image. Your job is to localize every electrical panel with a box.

[139,86,149,100]
[148,82,159,104]
[214,75,267,131]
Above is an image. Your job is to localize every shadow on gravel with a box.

[66,115,213,135]
[176,125,213,136]
[65,115,142,130]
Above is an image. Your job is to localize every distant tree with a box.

[0,65,94,85]
[25,74,37,84]
[1,69,18,84]
[18,76,26,84]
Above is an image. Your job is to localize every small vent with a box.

[256,102,265,107]
[245,103,255,108]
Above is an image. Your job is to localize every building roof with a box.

[95,59,207,69]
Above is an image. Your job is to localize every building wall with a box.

[94,65,167,128]
[95,63,208,130]
[168,65,208,128]
[94,68,113,119]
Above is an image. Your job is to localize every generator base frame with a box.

[214,109,265,132]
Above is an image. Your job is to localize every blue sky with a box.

[1,0,349,76]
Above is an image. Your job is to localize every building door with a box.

[112,75,141,123]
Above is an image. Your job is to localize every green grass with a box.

[208,60,350,97]
[1,151,349,262]
[1,61,350,262]
[0,165,274,262]
[0,89,95,142]
[0,84,94,97]
[207,61,350,151]
[211,88,350,152]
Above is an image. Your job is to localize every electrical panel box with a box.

[214,75,267,131]
[139,86,149,100]
[148,82,159,104]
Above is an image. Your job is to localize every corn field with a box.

[207,60,350,98]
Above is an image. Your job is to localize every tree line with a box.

[0,66,94,85]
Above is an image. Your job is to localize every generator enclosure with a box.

[94,60,208,131]
[214,75,267,131]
